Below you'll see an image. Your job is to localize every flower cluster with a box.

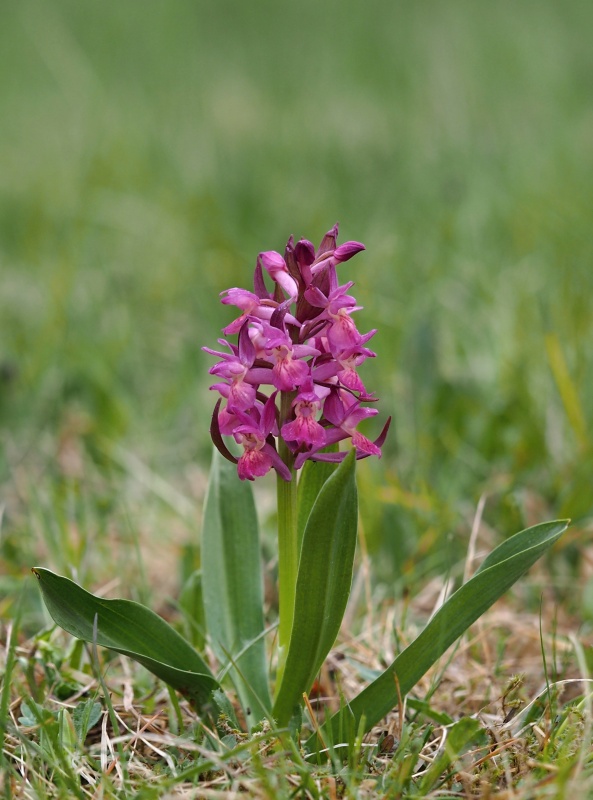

[204,224,390,481]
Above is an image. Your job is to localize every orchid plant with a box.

[34,224,568,757]
[202,224,389,700]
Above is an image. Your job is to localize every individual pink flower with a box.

[209,396,291,481]
[258,251,299,300]
[334,343,377,393]
[303,279,368,352]
[220,288,299,334]
[309,241,365,278]
[322,391,381,455]
[311,338,375,394]
[257,321,319,392]
[234,395,290,481]
[281,379,326,449]
[220,288,267,334]
[203,330,257,412]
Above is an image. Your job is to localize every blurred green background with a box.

[1,0,592,620]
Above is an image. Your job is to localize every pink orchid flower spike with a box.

[203,224,389,480]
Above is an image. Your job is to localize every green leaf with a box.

[201,449,272,727]
[179,569,206,651]
[19,699,53,727]
[273,450,358,726]
[72,699,102,744]
[33,569,218,712]
[305,519,569,752]
[296,453,338,555]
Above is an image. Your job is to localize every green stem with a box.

[276,391,298,685]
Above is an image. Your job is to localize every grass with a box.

[1,0,593,795]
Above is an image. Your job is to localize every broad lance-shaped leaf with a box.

[273,450,358,726]
[33,569,218,711]
[202,449,272,727]
[306,518,569,752]
[296,453,338,557]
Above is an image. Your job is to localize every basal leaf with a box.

[296,452,338,556]
[179,569,206,651]
[273,450,358,726]
[306,519,569,752]
[202,449,272,727]
[33,569,218,712]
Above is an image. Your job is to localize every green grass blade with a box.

[32,568,218,711]
[273,450,358,726]
[419,717,486,792]
[306,519,569,752]
[0,600,21,770]
[201,449,272,727]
